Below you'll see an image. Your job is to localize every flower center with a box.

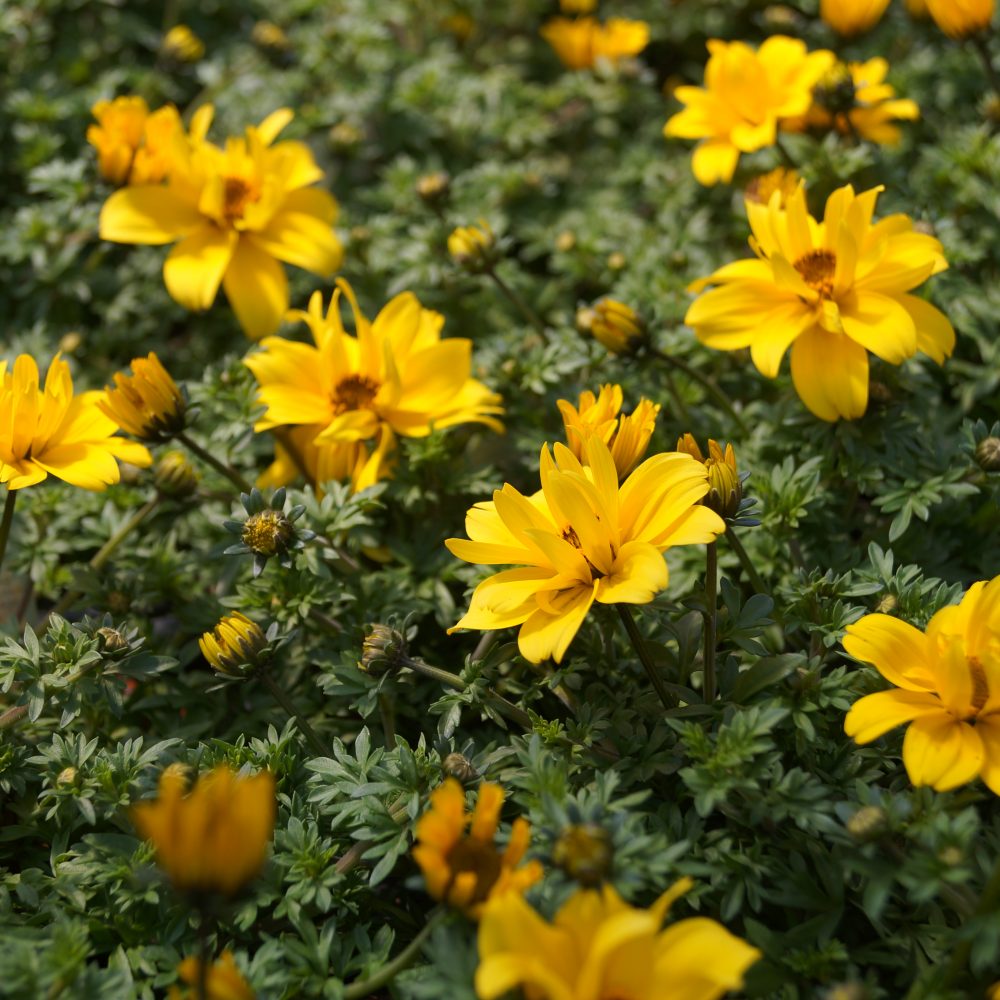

[223,176,258,221]
[445,839,502,904]
[332,375,381,413]
[794,249,837,299]
[969,656,989,714]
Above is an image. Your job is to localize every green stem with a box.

[0,489,17,577]
[617,605,674,712]
[941,851,1000,990]
[258,669,328,758]
[486,267,550,343]
[379,694,396,750]
[342,908,448,1000]
[661,365,691,426]
[725,528,767,594]
[649,347,749,436]
[703,542,718,703]
[196,914,210,1000]
[972,33,1000,100]
[176,431,252,493]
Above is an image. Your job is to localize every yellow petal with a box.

[517,582,598,663]
[595,540,668,604]
[99,186,201,245]
[789,326,868,421]
[163,227,237,311]
[691,140,740,186]
[844,689,945,743]
[222,238,289,340]
[899,293,956,364]
[842,613,937,691]
[840,290,917,364]
[902,715,984,791]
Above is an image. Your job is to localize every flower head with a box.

[245,280,503,493]
[99,107,342,339]
[87,98,184,186]
[199,612,270,677]
[131,765,276,895]
[925,0,994,37]
[99,352,187,442]
[664,37,834,185]
[446,436,724,663]
[576,298,645,355]
[162,24,205,62]
[168,952,254,1000]
[476,880,760,1000]
[557,385,659,481]
[745,166,801,207]
[686,183,955,420]
[448,221,498,272]
[0,354,151,491]
[223,487,312,575]
[843,576,1000,793]
[676,434,742,520]
[820,0,891,35]
[541,17,649,70]
[412,778,542,918]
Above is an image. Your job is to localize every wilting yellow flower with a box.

[676,434,742,520]
[541,17,649,70]
[99,107,342,340]
[557,385,659,481]
[576,298,645,355]
[925,0,994,36]
[412,779,542,918]
[162,24,205,62]
[169,952,255,1000]
[87,97,184,186]
[448,221,497,271]
[664,37,834,185]
[132,765,276,895]
[843,576,1000,794]
[745,167,801,206]
[784,59,919,145]
[820,0,891,35]
[99,352,186,442]
[0,354,151,491]
[245,280,503,493]
[199,612,269,677]
[476,879,760,1000]
[446,437,724,663]
[686,183,955,421]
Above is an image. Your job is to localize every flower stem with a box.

[176,431,253,493]
[725,527,767,594]
[0,489,17,578]
[342,908,448,1000]
[486,267,550,343]
[972,33,1000,100]
[258,668,328,758]
[703,542,718,703]
[648,347,749,436]
[617,605,674,711]
[379,694,396,750]
[662,364,691,425]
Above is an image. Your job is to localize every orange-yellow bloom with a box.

[541,17,649,70]
[87,97,184,186]
[664,37,834,185]
[843,576,1000,794]
[99,107,342,340]
[820,0,891,35]
[446,437,724,664]
[0,354,151,490]
[169,952,254,1000]
[476,879,760,1000]
[412,779,542,918]
[131,765,276,895]
[99,352,187,442]
[686,183,955,421]
[925,0,994,36]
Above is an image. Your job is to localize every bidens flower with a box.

[99,352,187,442]
[676,434,742,520]
[686,183,955,421]
[87,97,184,186]
[99,107,342,340]
[541,17,649,70]
[0,354,151,491]
[446,437,724,664]
[412,779,542,918]
[925,0,994,37]
[476,879,760,1000]
[131,765,276,895]
[168,952,254,1000]
[664,37,833,185]
[843,576,1000,794]
[820,0,891,35]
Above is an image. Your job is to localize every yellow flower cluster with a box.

[541,17,649,70]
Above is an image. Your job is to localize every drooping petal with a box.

[902,715,984,791]
[898,293,956,364]
[99,186,202,244]
[789,326,869,422]
[163,227,237,311]
[222,238,289,340]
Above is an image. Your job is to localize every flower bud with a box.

[925,0,994,38]
[442,752,479,784]
[876,594,898,614]
[199,612,269,677]
[96,626,130,655]
[415,171,451,207]
[329,121,363,150]
[576,298,645,355]
[154,450,199,499]
[359,623,409,675]
[846,805,888,842]
[555,230,576,252]
[975,436,1000,472]
[606,252,626,271]
[448,221,498,272]
[161,24,205,62]
[100,353,187,443]
[552,823,613,887]
[57,766,78,787]
[677,434,743,520]
[252,20,291,53]
[824,985,868,1000]
[242,509,295,557]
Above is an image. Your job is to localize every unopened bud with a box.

[199,612,269,677]
[975,436,1000,472]
[552,823,614,887]
[252,20,291,53]
[57,766,78,787]
[577,299,645,356]
[415,171,451,206]
[876,594,897,614]
[155,450,199,499]
[96,626,129,654]
[846,805,887,842]
[360,623,408,676]
[448,221,498,272]
[442,752,479,784]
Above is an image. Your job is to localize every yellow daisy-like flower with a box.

[0,354,151,491]
[925,0,994,37]
[446,437,724,664]
[663,36,834,186]
[843,576,1000,794]
[412,778,543,919]
[557,385,659,481]
[199,611,269,677]
[686,183,955,421]
[676,434,742,520]
[99,107,342,340]
[540,17,649,71]
[476,879,760,1000]
[820,0,891,35]
[168,952,255,1000]
[87,97,184,186]
[131,765,276,896]
[99,352,187,442]
[244,280,503,493]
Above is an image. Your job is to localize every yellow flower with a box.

[686,183,955,421]
[412,778,542,918]
[131,764,276,895]
[446,437,724,664]
[162,24,205,62]
[820,0,891,35]
[560,0,597,12]
[168,952,255,1000]
[540,17,649,70]
[476,880,760,1000]
[906,0,929,16]
[557,385,659,481]
[843,576,1000,794]
[99,352,187,442]
[244,280,503,493]
[575,298,645,355]
[676,434,742,520]
[87,97,184,186]
[784,59,919,145]
[199,612,269,677]
[663,37,834,185]
[744,167,801,207]
[252,20,291,53]
[925,0,994,36]
[0,354,151,491]
[448,221,497,271]
[99,107,342,340]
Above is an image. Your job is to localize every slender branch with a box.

[486,267,550,343]
[176,431,253,493]
[725,527,767,594]
[0,705,28,729]
[617,605,674,712]
[258,669,328,758]
[703,542,719,703]
[0,489,17,577]
[648,347,749,436]
[972,34,1000,100]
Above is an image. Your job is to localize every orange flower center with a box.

[445,838,502,904]
[223,176,259,221]
[332,375,381,413]
[794,249,837,299]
